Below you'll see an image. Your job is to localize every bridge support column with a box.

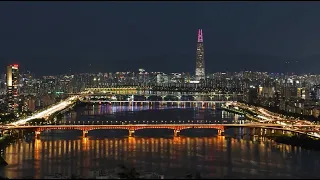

[129,130,135,137]
[218,129,225,136]
[233,128,238,136]
[83,130,88,138]
[18,129,24,138]
[265,129,271,136]
[174,130,180,137]
[251,128,257,136]
[249,128,255,136]
[35,131,41,139]
[257,128,263,136]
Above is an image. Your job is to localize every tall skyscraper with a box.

[7,64,19,113]
[195,29,205,81]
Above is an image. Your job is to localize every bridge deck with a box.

[2,123,319,138]
[3,123,317,129]
[85,101,229,103]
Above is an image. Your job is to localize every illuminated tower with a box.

[195,29,205,81]
[7,64,19,113]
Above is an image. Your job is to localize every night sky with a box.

[1,2,320,75]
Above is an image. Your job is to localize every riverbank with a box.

[219,106,320,151]
[0,135,16,147]
[218,106,261,122]
[268,134,320,151]
[0,156,8,167]
[0,135,16,167]
[218,107,245,115]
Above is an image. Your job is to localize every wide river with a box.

[1,104,320,179]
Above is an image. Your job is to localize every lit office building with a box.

[7,64,19,113]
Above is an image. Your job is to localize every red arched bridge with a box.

[2,123,319,138]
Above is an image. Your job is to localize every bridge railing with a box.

[22,119,268,126]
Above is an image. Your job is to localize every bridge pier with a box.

[174,129,180,137]
[265,128,272,135]
[18,129,24,138]
[273,129,281,135]
[83,130,88,138]
[271,129,275,134]
[35,131,41,139]
[129,130,135,137]
[217,129,224,136]
[233,128,238,136]
[251,128,258,136]
[255,128,262,136]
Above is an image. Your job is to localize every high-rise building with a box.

[7,64,19,113]
[195,29,205,81]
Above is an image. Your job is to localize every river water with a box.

[1,104,320,179]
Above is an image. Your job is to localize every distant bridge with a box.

[83,100,230,104]
[84,88,239,96]
[83,94,240,102]
[83,86,242,93]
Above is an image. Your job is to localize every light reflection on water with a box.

[1,136,320,179]
[2,105,320,179]
[61,104,247,124]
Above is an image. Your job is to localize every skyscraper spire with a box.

[197,29,203,43]
[195,29,205,81]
